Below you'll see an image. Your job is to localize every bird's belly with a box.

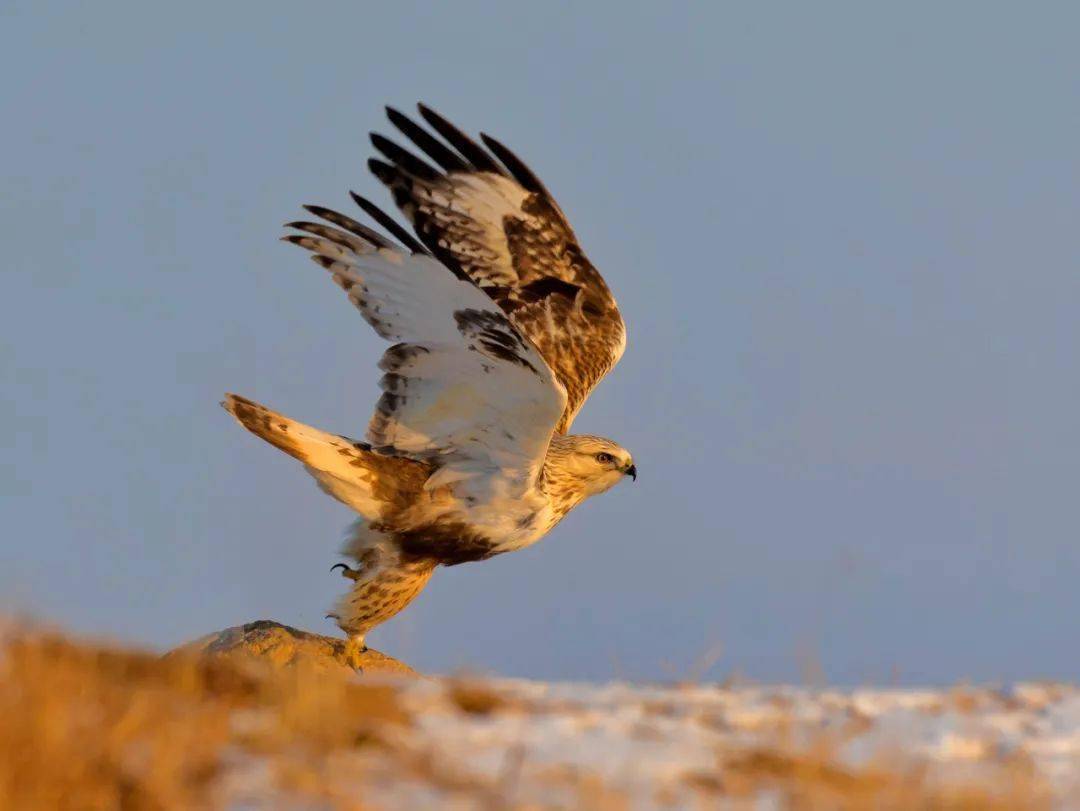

[395,492,558,564]
[477,502,559,556]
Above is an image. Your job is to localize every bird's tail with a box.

[221,393,426,519]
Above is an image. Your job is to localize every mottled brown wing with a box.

[362,104,627,433]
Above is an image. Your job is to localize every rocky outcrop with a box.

[170,620,417,677]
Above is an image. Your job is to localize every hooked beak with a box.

[625,464,637,481]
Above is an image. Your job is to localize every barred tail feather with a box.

[221,393,428,519]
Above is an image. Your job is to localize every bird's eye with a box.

[595,452,615,464]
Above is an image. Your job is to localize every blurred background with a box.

[3,2,1078,684]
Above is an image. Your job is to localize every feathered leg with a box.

[329,542,435,657]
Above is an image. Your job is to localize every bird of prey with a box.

[224,104,635,654]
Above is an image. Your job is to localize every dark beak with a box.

[625,464,637,481]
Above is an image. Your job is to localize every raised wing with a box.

[283,205,567,498]
[361,104,626,433]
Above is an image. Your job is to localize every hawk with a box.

[224,104,635,653]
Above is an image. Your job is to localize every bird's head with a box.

[546,434,636,499]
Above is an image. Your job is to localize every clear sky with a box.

[3,2,1078,684]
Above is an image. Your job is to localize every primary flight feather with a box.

[224,104,635,653]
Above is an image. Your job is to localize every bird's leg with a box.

[330,557,436,671]
[344,633,368,670]
[330,562,364,581]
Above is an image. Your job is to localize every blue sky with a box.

[3,2,1078,683]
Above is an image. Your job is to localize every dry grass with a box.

[0,627,406,809]
[709,747,1050,810]
[0,625,1059,810]
[445,679,511,716]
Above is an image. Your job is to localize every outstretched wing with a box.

[282,206,567,499]
[362,104,626,433]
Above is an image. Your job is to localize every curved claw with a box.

[331,562,363,581]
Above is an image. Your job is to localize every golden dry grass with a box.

[0,625,1058,810]
[0,627,405,810]
[709,746,1049,810]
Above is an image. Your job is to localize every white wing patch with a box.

[284,221,567,502]
[410,172,527,288]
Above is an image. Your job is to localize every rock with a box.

[170,620,417,677]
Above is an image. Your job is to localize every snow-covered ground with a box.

[5,621,1076,808]
[224,676,1079,808]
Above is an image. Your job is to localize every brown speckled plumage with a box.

[333,554,435,644]
[368,104,627,433]
[223,104,635,650]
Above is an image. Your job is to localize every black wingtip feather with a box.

[367,157,396,183]
[370,132,440,181]
[386,106,469,173]
[349,190,427,255]
[300,204,391,248]
[285,221,364,251]
[480,133,550,196]
[416,103,505,175]
[309,254,337,269]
